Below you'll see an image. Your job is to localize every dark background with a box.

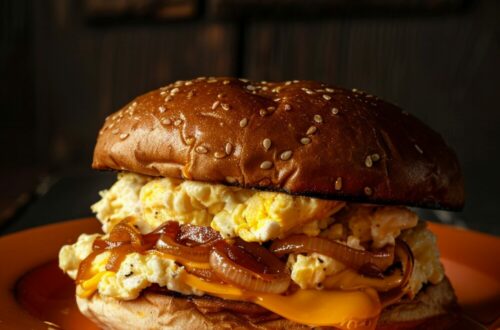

[1,0,499,235]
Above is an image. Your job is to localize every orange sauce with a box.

[16,260,98,330]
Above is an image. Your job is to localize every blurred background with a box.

[0,0,498,235]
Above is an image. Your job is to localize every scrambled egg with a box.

[401,222,444,298]
[82,173,443,300]
[59,234,202,300]
[288,253,346,289]
[92,173,150,233]
[92,173,343,242]
[329,205,418,249]
[287,223,444,297]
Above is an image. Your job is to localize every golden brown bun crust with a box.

[92,78,464,210]
[77,277,458,330]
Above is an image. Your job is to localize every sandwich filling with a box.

[59,173,445,329]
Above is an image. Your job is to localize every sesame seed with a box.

[133,116,140,120]
[262,138,272,151]
[352,88,358,92]
[221,103,230,111]
[112,129,119,135]
[325,88,334,93]
[306,126,317,135]
[217,93,225,99]
[207,78,217,83]
[267,106,276,112]
[322,94,331,100]
[185,137,195,145]
[284,104,292,111]
[285,81,292,85]
[159,106,166,113]
[187,91,194,99]
[211,101,220,110]
[293,80,299,83]
[331,107,339,115]
[364,187,373,196]
[415,144,424,154]
[246,85,256,91]
[335,177,342,190]
[226,176,237,183]
[161,118,171,125]
[225,143,233,155]
[164,95,172,102]
[239,118,248,128]
[185,81,193,86]
[174,119,182,126]
[262,86,269,91]
[195,146,208,154]
[108,123,114,129]
[260,161,273,170]
[274,98,281,102]
[170,88,179,95]
[214,151,226,159]
[239,78,249,83]
[119,133,129,140]
[371,153,380,162]
[280,150,292,161]
[160,91,167,96]
[259,109,267,117]
[365,156,373,168]
[261,81,267,84]
[223,80,230,85]
[313,114,323,123]
[300,137,311,145]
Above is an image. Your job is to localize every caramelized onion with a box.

[154,221,221,262]
[179,224,221,246]
[185,266,223,283]
[156,235,213,263]
[209,241,290,294]
[108,221,143,247]
[379,239,414,307]
[270,234,395,271]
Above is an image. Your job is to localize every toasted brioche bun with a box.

[93,78,464,210]
[77,277,457,330]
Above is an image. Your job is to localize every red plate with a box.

[0,218,498,329]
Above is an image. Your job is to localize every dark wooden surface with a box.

[0,0,498,235]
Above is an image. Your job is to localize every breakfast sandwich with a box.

[59,77,464,329]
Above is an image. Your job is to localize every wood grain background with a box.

[1,0,499,234]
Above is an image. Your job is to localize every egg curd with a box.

[92,173,344,242]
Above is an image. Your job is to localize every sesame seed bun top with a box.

[92,77,464,210]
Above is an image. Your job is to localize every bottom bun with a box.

[77,277,458,330]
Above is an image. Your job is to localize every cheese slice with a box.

[77,271,114,298]
[182,273,381,329]
[324,268,403,292]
